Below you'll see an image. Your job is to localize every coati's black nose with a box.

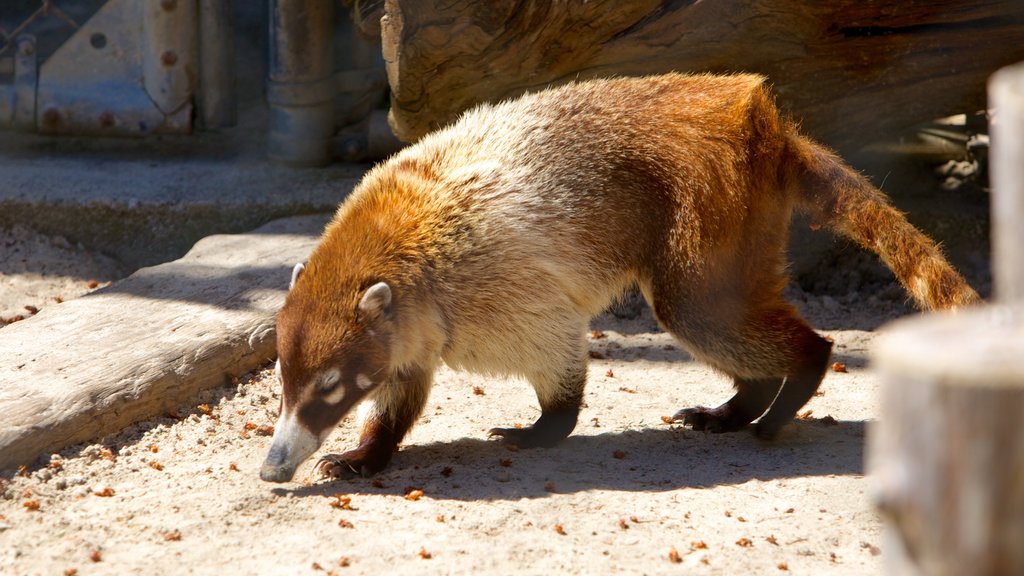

[260,444,297,483]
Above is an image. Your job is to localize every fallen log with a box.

[380,0,1024,151]
[0,215,329,472]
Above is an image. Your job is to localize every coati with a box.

[259,73,979,483]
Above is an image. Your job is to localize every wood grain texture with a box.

[871,308,1024,576]
[990,62,1024,304]
[0,215,330,472]
[382,0,1024,151]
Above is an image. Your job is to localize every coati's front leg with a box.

[674,377,782,432]
[489,361,586,449]
[318,367,432,478]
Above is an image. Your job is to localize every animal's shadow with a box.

[278,419,866,502]
[579,336,870,371]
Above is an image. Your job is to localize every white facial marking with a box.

[355,373,373,391]
[317,369,344,404]
[266,408,320,473]
[323,383,347,405]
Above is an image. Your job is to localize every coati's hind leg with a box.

[489,340,587,448]
[754,325,832,439]
[651,283,833,438]
[674,377,782,433]
[318,366,432,478]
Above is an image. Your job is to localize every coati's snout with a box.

[259,361,380,483]
[259,266,393,483]
[259,398,324,483]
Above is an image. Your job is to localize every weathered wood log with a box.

[381,0,1024,151]
[871,309,1024,576]
[0,215,329,473]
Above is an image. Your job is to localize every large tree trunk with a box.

[379,0,1024,150]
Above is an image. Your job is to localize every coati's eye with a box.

[318,369,348,405]
[317,369,341,392]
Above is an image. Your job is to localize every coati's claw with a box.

[489,424,532,446]
[316,454,360,479]
[673,406,749,433]
[486,426,561,449]
[487,427,510,440]
[488,426,551,449]
[316,445,392,479]
[488,408,579,448]
[488,427,527,447]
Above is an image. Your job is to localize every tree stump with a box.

[870,309,1024,576]
[380,0,1024,150]
[869,61,1024,576]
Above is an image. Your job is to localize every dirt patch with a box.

[0,225,124,325]
[0,298,887,575]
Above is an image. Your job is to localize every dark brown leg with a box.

[489,360,586,449]
[674,377,782,432]
[755,328,832,439]
[652,280,832,438]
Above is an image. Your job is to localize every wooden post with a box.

[871,312,1024,576]
[991,62,1024,304]
[869,62,1024,576]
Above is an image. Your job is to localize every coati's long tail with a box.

[787,134,980,311]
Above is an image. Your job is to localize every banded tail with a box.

[788,134,980,311]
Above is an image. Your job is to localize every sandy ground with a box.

[0,225,124,324]
[0,281,903,575]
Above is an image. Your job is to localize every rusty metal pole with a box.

[12,35,37,132]
[870,62,1024,576]
[0,35,37,131]
[198,0,237,129]
[267,0,335,166]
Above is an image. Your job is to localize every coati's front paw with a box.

[488,408,578,449]
[672,405,750,433]
[316,446,392,479]
[316,454,359,479]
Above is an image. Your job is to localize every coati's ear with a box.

[290,263,305,290]
[358,282,392,318]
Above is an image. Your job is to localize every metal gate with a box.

[1,0,390,166]
[0,0,234,136]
